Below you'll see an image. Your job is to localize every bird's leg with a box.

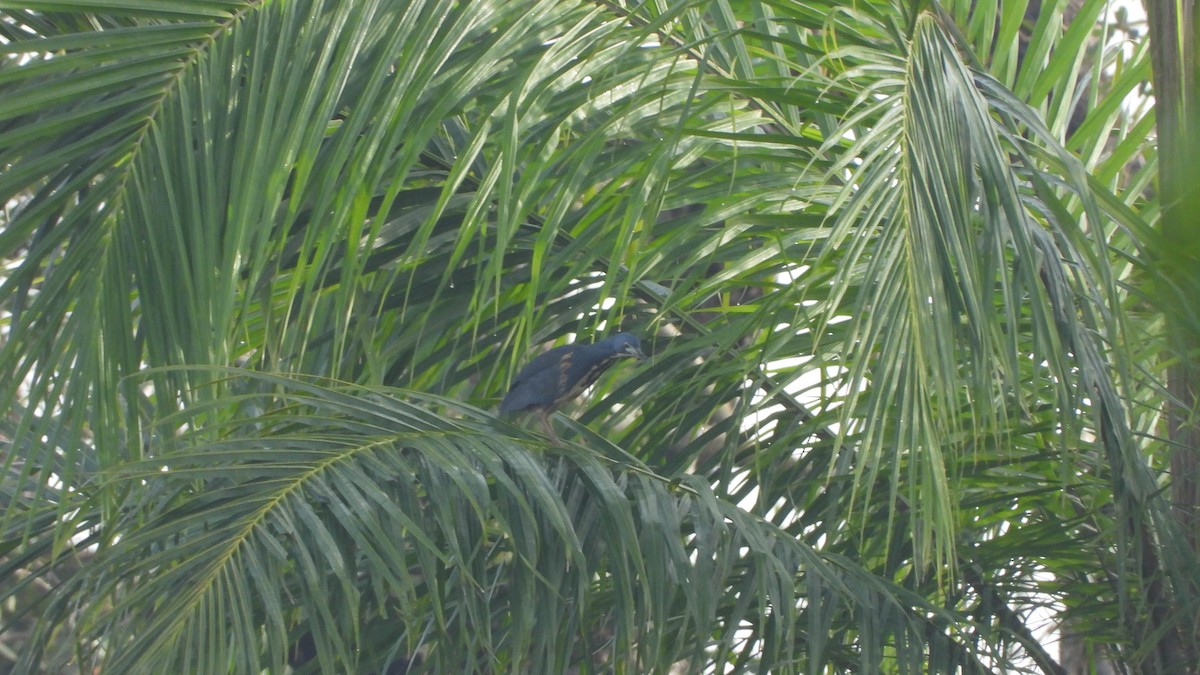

[537,410,560,444]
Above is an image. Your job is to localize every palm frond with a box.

[1,0,1192,672]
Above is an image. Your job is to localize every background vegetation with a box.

[1,0,1196,673]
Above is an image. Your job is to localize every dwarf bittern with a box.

[499,332,646,441]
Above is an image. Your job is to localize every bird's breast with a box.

[558,354,619,401]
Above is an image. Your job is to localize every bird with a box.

[499,332,647,442]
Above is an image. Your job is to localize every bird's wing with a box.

[508,345,572,388]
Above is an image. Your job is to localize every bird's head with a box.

[605,332,647,360]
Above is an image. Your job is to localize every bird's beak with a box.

[624,344,648,360]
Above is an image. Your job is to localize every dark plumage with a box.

[500,332,646,440]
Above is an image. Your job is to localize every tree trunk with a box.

[1145,0,1200,672]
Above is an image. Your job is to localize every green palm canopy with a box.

[1,1,1196,673]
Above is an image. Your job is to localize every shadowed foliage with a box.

[1,1,1195,673]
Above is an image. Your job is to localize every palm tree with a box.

[1,0,1195,673]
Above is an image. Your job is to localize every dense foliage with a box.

[1,1,1195,673]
